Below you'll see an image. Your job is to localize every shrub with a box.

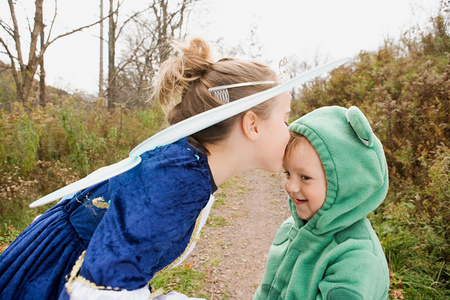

[0,97,165,247]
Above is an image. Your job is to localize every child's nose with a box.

[285,179,301,193]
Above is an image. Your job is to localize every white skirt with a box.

[71,281,205,300]
[153,291,206,300]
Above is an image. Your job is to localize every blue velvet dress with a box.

[0,138,215,300]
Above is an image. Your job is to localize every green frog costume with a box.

[254,106,390,300]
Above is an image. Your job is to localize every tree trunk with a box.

[99,0,104,98]
[39,7,46,106]
[20,0,44,104]
[107,0,117,109]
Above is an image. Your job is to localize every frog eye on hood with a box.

[345,106,374,148]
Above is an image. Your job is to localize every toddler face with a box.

[283,139,327,221]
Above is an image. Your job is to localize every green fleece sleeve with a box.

[253,285,262,300]
[316,249,388,300]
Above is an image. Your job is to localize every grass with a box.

[207,216,229,227]
[150,263,210,298]
[0,204,49,253]
[370,198,450,299]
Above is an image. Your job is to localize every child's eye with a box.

[301,175,311,181]
[283,170,290,178]
[284,122,289,127]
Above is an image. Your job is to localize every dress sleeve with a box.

[67,146,211,298]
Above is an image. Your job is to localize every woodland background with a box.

[0,1,449,299]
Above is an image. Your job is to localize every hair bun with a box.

[179,38,212,61]
[175,37,214,79]
[155,37,214,105]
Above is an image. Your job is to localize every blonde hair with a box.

[154,37,278,151]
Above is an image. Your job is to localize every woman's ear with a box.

[242,111,259,141]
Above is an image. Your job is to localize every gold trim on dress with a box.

[154,208,203,275]
[65,250,85,294]
[92,197,110,209]
[65,250,121,295]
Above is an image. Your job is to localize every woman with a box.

[0,37,291,300]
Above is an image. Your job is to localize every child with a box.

[0,37,292,300]
[253,106,390,300]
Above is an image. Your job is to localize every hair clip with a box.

[209,81,277,103]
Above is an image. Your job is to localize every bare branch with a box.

[45,0,59,45]
[7,0,25,71]
[0,20,15,38]
[0,37,20,89]
[47,16,108,48]
[115,7,152,40]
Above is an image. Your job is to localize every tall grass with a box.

[0,96,166,241]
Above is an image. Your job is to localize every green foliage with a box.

[293,14,449,299]
[0,61,17,111]
[0,97,165,244]
[0,103,40,174]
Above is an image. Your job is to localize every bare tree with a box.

[0,0,107,105]
[108,0,198,108]
[103,0,150,108]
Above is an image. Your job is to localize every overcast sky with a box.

[0,0,443,94]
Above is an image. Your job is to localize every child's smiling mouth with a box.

[293,198,308,205]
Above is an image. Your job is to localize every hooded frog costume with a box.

[253,106,390,300]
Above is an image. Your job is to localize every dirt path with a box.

[190,169,291,299]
